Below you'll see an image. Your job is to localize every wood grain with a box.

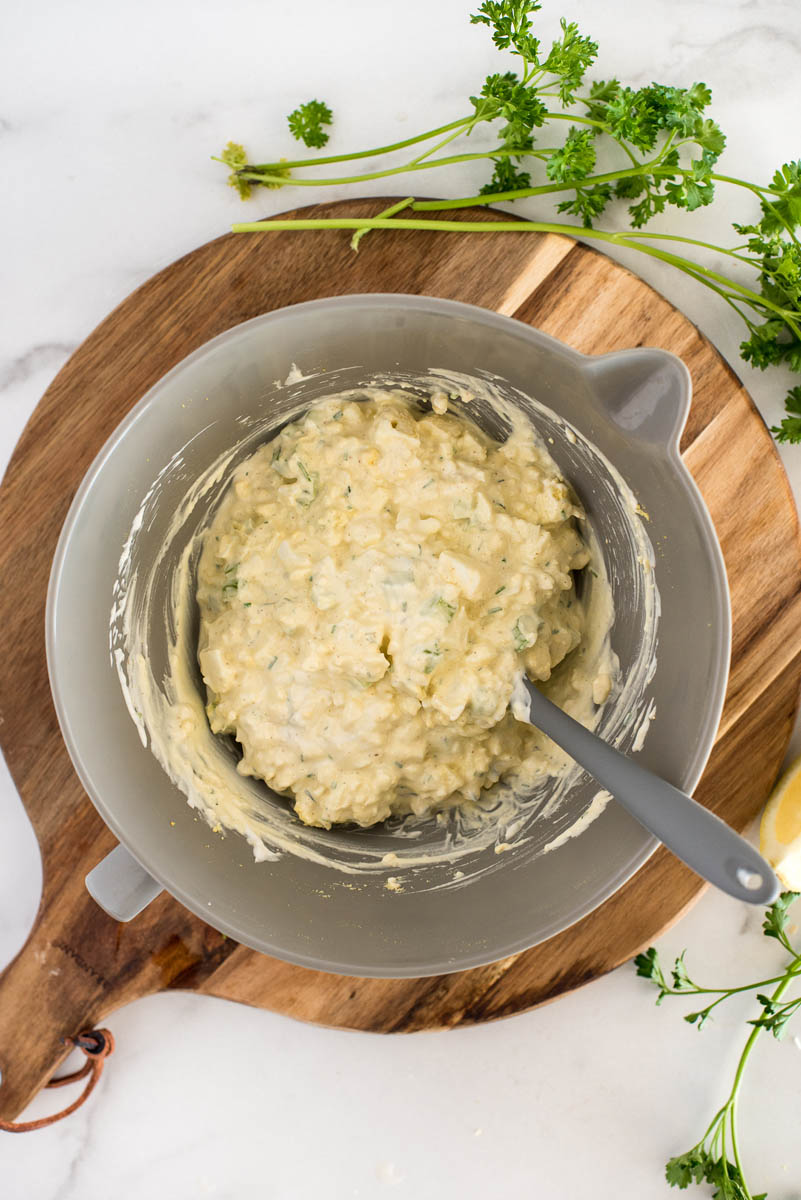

[1,197,800,1123]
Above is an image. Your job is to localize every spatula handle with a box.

[521,680,779,906]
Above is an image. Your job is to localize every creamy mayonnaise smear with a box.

[196,390,605,829]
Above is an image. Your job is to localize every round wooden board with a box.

[1,198,801,1122]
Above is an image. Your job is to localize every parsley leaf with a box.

[541,18,598,105]
[583,77,621,122]
[762,889,801,942]
[470,0,543,61]
[287,99,333,148]
[479,156,532,194]
[703,1155,753,1200]
[546,126,597,183]
[740,317,792,370]
[634,946,665,982]
[665,1148,708,1189]
[693,116,726,157]
[634,946,673,1002]
[762,160,801,233]
[667,1146,760,1199]
[470,71,547,148]
[684,1005,715,1030]
[556,182,613,227]
[665,151,717,213]
[671,952,693,991]
[773,387,801,443]
[747,992,801,1039]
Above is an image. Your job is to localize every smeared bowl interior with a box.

[111,366,659,892]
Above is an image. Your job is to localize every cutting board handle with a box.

[0,899,122,1123]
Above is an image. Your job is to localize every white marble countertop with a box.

[2,0,801,1196]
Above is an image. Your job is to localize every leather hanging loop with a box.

[0,1028,115,1133]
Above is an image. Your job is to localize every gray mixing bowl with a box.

[47,294,730,977]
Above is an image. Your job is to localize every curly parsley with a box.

[636,891,801,1199]
[217,0,801,443]
[287,98,333,148]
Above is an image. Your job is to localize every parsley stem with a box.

[675,955,801,1199]
[409,165,789,215]
[237,148,538,188]
[604,238,801,334]
[687,280,755,328]
[219,0,801,435]
[699,1105,728,1152]
[230,217,587,232]
[661,962,801,1001]
[245,116,474,172]
[411,159,663,208]
[699,173,800,249]
[612,230,758,269]
[666,960,801,1008]
[243,119,652,197]
[777,929,800,956]
[727,957,801,1197]
[231,214,801,337]
[407,122,479,165]
[542,110,610,132]
[240,127,799,258]
[350,196,415,250]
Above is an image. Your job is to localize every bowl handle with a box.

[85,844,163,922]
[586,348,692,451]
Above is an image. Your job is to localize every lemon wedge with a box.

[760,755,801,891]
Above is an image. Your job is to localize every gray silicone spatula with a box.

[516,678,779,905]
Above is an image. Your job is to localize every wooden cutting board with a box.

[1,198,800,1124]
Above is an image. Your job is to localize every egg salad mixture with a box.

[197,390,597,829]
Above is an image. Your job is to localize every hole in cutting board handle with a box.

[85,844,163,922]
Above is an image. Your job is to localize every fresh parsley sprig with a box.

[216,0,801,443]
[212,98,333,196]
[287,99,333,149]
[636,891,801,1200]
